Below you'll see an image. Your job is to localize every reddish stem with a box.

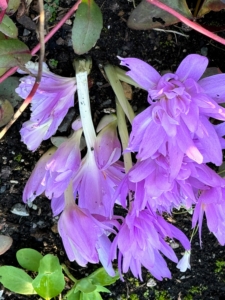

[147,0,225,46]
[0,0,9,23]
[0,0,81,83]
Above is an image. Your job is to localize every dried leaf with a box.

[0,98,14,127]
[197,0,225,18]
[127,0,192,30]
[0,235,13,255]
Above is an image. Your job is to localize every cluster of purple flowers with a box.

[16,54,225,281]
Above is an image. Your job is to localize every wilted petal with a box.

[119,57,160,90]
[176,250,191,272]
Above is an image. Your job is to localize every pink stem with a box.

[147,0,225,46]
[0,0,81,83]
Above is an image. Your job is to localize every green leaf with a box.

[81,291,103,300]
[65,289,81,300]
[6,0,21,15]
[72,0,103,54]
[94,285,110,293]
[74,278,97,293]
[16,248,43,272]
[0,15,18,38]
[88,267,119,286]
[32,254,65,299]
[0,39,31,69]
[0,76,22,107]
[0,266,36,295]
[127,0,192,30]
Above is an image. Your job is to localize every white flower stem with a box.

[74,59,96,150]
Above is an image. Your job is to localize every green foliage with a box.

[17,248,43,271]
[44,0,60,23]
[154,290,172,300]
[215,260,225,273]
[183,285,208,300]
[0,249,119,300]
[0,39,31,69]
[48,58,58,69]
[72,0,103,54]
[65,267,119,300]
[0,249,65,299]
[32,254,65,299]
[130,293,139,300]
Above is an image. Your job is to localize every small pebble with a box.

[147,278,156,287]
[11,203,29,216]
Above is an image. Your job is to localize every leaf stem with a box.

[61,264,78,284]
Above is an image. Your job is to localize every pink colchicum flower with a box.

[72,117,124,217]
[16,61,77,151]
[22,121,82,209]
[23,117,124,218]
[120,54,225,167]
[110,208,190,280]
[58,181,120,276]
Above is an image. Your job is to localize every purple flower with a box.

[23,147,56,203]
[23,120,82,205]
[58,182,120,276]
[110,208,190,280]
[16,61,77,151]
[72,119,124,217]
[192,186,225,246]
[120,54,225,166]
[45,120,82,199]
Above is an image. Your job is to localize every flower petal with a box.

[176,54,208,82]
[119,57,160,90]
[199,74,225,103]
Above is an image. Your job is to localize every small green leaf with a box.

[32,254,65,299]
[72,0,103,54]
[66,289,81,300]
[0,39,31,69]
[81,291,103,300]
[0,266,36,295]
[94,285,111,293]
[0,76,22,107]
[0,15,18,38]
[75,278,97,294]
[88,268,119,286]
[16,248,43,272]
[7,0,21,15]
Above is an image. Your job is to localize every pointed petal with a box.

[175,54,208,82]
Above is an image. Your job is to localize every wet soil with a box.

[1,0,225,299]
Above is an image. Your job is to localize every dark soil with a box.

[1,0,225,299]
